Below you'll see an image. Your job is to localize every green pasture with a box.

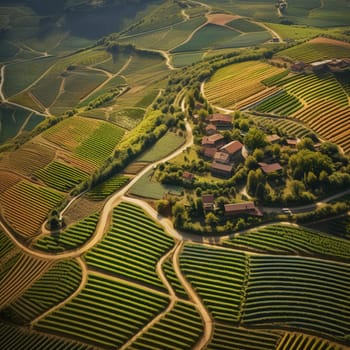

[123,0,184,35]
[227,18,266,32]
[3,57,57,98]
[137,132,185,162]
[120,16,206,51]
[171,52,204,67]
[172,24,241,52]
[50,67,107,115]
[129,169,182,199]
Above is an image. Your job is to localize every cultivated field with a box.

[277,38,350,63]
[33,213,100,253]
[42,116,125,169]
[34,273,169,348]
[205,61,285,108]
[84,202,174,289]
[1,181,64,238]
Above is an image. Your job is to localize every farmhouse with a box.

[224,202,263,217]
[266,134,281,144]
[201,134,225,148]
[211,161,233,178]
[220,140,243,160]
[208,114,233,129]
[258,162,283,174]
[202,194,215,212]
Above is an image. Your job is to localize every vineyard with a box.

[222,224,350,260]
[243,256,350,342]
[33,213,100,253]
[276,332,348,350]
[0,253,52,308]
[34,273,169,348]
[1,181,64,237]
[277,38,350,64]
[204,61,285,109]
[34,161,88,192]
[0,323,96,350]
[86,175,130,200]
[254,115,315,139]
[207,324,282,350]
[180,244,247,323]
[127,301,203,350]
[2,259,82,324]
[84,202,174,290]
[42,116,125,169]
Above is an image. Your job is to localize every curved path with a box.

[173,241,213,350]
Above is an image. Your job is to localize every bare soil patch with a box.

[63,196,104,226]
[206,13,241,26]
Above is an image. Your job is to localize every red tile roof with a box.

[220,140,243,155]
[202,147,217,158]
[211,161,233,173]
[209,114,232,124]
[202,134,224,146]
[202,194,214,204]
[224,202,263,216]
[259,162,283,174]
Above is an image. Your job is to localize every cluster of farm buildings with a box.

[291,58,350,73]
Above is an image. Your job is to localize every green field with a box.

[129,169,182,200]
[172,24,241,52]
[0,105,44,144]
[137,132,185,162]
[3,57,57,98]
[120,16,206,51]
[243,255,350,342]
[128,301,203,349]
